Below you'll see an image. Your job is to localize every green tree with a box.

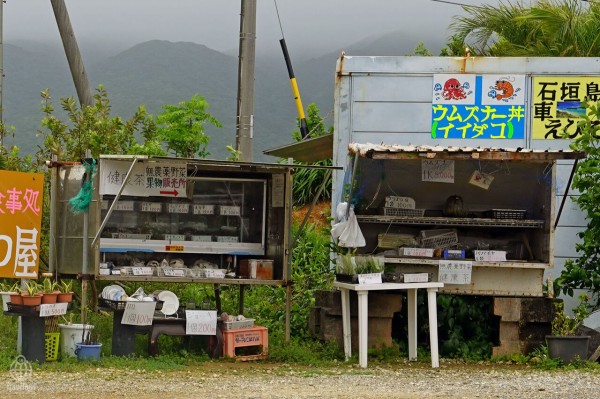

[450,0,600,56]
[39,86,165,161]
[156,94,222,158]
[555,98,600,309]
[288,103,333,206]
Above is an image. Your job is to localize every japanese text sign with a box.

[0,170,44,278]
[432,74,526,139]
[532,76,600,139]
[438,260,473,285]
[422,160,454,183]
[99,159,188,197]
[185,310,217,335]
[121,301,157,326]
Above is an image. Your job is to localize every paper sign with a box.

[358,273,382,285]
[163,268,186,277]
[439,260,472,285]
[403,273,430,283]
[193,204,215,215]
[469,170,494,190]
[39,302,68,317]
[167,203,189,214]
[185,310,217,335]
[203,269,226,278]
[400,248,434,257]
[132,267,154,276]
[474,250,507,262]
[422,160,454,183]
[140,202,162,212]
[121,301,156,325]
[219,205,241,216]
[385,196,415,209]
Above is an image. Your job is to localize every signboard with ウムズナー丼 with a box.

[0,170,44,278]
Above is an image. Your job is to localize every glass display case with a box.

[99,177,267,255]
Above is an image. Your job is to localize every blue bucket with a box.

[75,343,102,361]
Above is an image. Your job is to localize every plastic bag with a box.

[335,207,365,248]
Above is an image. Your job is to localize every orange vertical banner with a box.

[0,170,44,278]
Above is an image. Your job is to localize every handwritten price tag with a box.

[121,301,156,326]
[141,202,162,212]
[358,273,382,285]
[132,267,154,276]
[185,310,217,335]
[474,250,507,262]
[167,203,190,214]
[39,302,68,317]
[219,205,240,216]
[401,247,434,257]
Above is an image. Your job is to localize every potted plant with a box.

[545,293,591,364]
[0,281,20,310]
[75,328,102,361]
[21,280,42,306]
[57,280,74,303]
[41,277,60,304]
[355,255,385,275]
[335,250,357,283]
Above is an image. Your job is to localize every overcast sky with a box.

[3,0,498,57]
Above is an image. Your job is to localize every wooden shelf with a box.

[356,215,544,229]
[382,257,550,269]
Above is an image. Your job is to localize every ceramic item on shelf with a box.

[154,290,179,316]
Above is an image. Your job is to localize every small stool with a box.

[222,326,268,361]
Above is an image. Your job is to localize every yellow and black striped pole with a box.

[280,38,309,138]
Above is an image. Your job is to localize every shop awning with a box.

[263,134,333,163]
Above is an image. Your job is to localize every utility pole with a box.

[51,0,93,107]
[235,0,257,162]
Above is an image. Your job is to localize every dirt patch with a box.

[292,201,331,230]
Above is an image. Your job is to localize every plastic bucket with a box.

[58,324,94,357]
[75,343,102,361]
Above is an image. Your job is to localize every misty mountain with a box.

[2,29,438,160]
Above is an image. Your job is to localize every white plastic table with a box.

[333,281,444,368]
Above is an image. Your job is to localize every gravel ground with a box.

[1,361,599,399]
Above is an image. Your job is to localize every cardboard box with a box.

[239,259,274,279]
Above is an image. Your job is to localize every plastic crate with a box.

[486,209,527,219]
[419,229,459,249]
[45,332,60,361]
[377,233,418,249]
[383,207,425,217]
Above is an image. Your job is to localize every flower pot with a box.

[75,342,102,361]
[41,292,59,304]
[21,294,43,307]
[57,292,73,303]
[546,335,590,364]
[1,292,17,311]
[10,293,23,305]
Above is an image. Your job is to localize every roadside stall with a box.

[49,155,300,358]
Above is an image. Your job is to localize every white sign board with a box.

[400,248,434,257]
[358,273,382,285]
[439,260,472,284]
[121,301,157,326]
[422,160,454,183]
[185,310,217,335]
[39,302,69,317]
[99,159,188,197]
[403,273,430,283]
[474,250,507,262]
[132,267,154,276]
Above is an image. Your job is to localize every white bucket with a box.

[58,324,94,357]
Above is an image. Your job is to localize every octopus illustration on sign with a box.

[434,78,473,101]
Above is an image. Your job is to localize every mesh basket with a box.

[45,332,60,361]
[419,229,459,249]
[383,208,425,217]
